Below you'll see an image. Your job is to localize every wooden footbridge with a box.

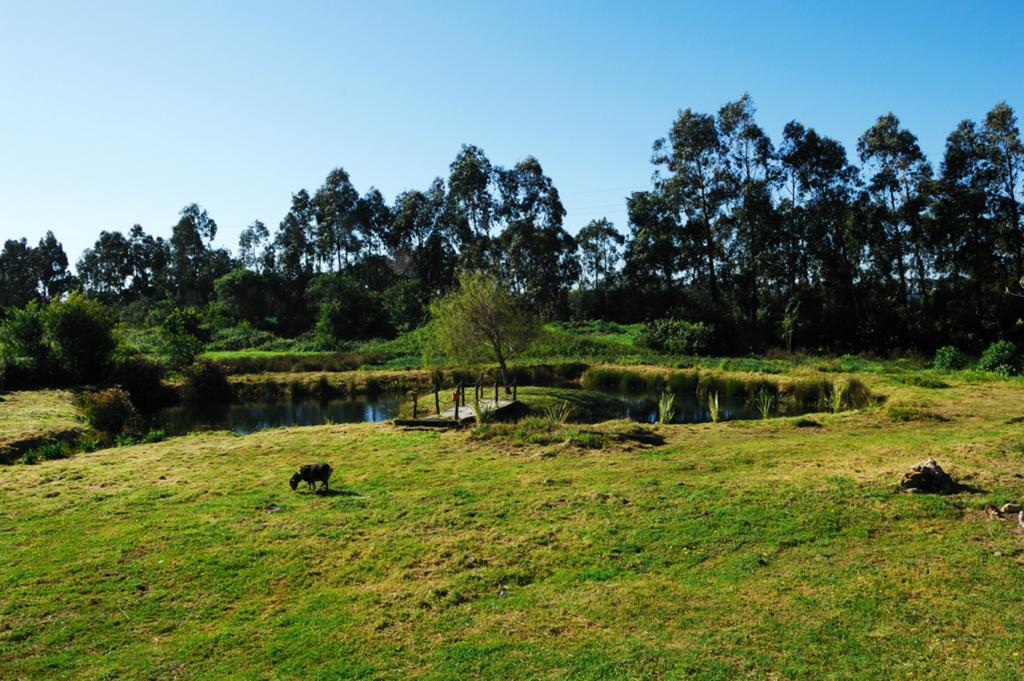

[393,380,523,428]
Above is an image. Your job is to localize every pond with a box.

[150,397,400,436]
[615,393,766,424]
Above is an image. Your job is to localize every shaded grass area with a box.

[3,378,1024,677]
[0,390,85,463]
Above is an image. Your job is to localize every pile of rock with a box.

[899,458,958,494]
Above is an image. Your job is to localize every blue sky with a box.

[2,0,1022,264]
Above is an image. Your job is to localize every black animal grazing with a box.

[290,463,333,492]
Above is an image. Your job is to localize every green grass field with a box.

[0,390,84,463]
[3,370,1024,678]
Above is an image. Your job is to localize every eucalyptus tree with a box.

[313,168,359,270]
[779,122,864,346]
[652,108,732,302]
[622,190,682,286]
[980,102,1024,277]
[275,192,315,283]
[76,231,132,303]
[126,225,169,300]
[495,156,578,313]
[354,188,392,258]
[717,94,778,324]
[169,203,228,305]
[448,145,497,265]
[448,145,496,239]
[857,113,933,308]
[389,179,458,295]
[577,218,624,289]
[238,220,270,273]
[32,231,72,301]
[0,238,40,307]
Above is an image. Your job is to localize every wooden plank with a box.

[394,399,522,428]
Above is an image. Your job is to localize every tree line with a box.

[2,95,1022,354]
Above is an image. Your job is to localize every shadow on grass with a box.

[309,488,359,497]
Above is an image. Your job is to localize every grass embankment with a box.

[0,390,84,463]
[3,375,1024,677]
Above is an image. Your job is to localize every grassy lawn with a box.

[3,374,1024,678]
[0,390,84,462]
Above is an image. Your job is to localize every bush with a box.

[638,319,713,355]
[0,301,54,387]
[933,345,966,371]
[109,355,167,410]
[46,293,117,383]
[36,441,71,461]
[207,322,283,351]
[180,360,231,403]
[161,308,209,369]
[977,340,1018,374]
[79,388,138,435]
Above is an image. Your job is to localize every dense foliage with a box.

[2,96,1023,358]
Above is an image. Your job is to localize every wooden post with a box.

[494,381,499,403]
[412,392,418,418]
[454,386,459,422]
[434,385,440,415]
[513,379,517,401]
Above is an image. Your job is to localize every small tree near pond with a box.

[430,270,539,392]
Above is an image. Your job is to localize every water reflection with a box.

[152,398,400,436]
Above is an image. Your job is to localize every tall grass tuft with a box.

[755,388,775,419]
[828,380,847,413]
[543,400,574,425]
[708,392,720,423]
[472,397,497,425]
[657,391,676,424]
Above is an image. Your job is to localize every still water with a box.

[151,398,400,436]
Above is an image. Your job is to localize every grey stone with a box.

[899,458,958,494]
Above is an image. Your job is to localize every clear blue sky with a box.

[2,0,1022,264]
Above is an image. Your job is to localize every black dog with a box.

[290,463,333,492]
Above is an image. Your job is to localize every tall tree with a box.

[169,204,227,306]
[858,113,933,309]
[77,231,132,303]
[718,95,777,325]
[495,157,578,312]
[652,108,732,302]
[314,168,359,269]
[0,239,39,308]
[32,231,72,301]
[577,218,624,289]
[981,102,1024,277]
[238,220,269,273]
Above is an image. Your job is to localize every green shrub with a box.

[180,360,231,403]
[19,449,39,465]
[161,308,209,369]
[109,355,167,410]
[46,293,117,383]
[977,340,1018,374]
[0,301,54,387]
[79,388,137,435]
[207,322,283,351]
[36,441,71,461]
[637,319,713,355]
[933,346,966,370]
[142,429,166,444]
[77,433,101,452]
